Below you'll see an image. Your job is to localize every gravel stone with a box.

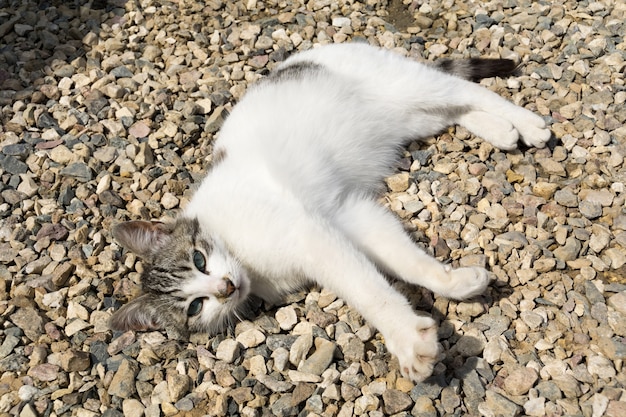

[298,338,336,375]
[9,308,44,342]
[481,391,521,417]
[215,339,240,363]
[276,305,298,330]
[108,359,139,398]
[237,328,266,348]
[504,367,539,395]
[383,389,413,414]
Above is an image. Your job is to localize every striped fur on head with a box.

[110,217,250,339]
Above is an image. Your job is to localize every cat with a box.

[109,43,550,382]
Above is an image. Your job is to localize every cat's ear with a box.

[112,220,173,258]
[109,294,162,332]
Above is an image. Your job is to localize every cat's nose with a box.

[220,278,236,297]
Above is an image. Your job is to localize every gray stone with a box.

[108,359,139,398]
[553,237,581,262]
[607,292,626,314]
[0,334,20,360]
[0,154,28,174]
[584,281,605,304]
[60,162,93,182]
[111,66,134,78]
[536,381,562,401]
[256,374,293,393]
[270,394,298,417]
[452,334,485,357]
[462,369,485,398]
[2,143,31,159]
[482,391,521,417]
[579,200,603,219]
[337,334,364,362]
[441,386,461,413]
[475,314,511,338]
[554,188,578,207]
[266,334,299,351]
[382,389,413,414]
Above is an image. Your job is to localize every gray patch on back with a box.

[267,61,325,83]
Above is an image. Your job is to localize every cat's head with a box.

[109,217,250,338]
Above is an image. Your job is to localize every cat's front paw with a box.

[386,316,439,382]
[440,266,490,300]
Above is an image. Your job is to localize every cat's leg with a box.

[286,44,550,149]
[454,89,551,149]
[212,191,441,381]
[456,110,519,150]
[281,215,441,381]
[333,196,490,300]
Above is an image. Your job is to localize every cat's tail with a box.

[435,58,519,82]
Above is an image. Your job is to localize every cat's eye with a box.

[187,298,204,317]
[192,250,206,271]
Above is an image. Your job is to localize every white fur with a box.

[184,43,550,381]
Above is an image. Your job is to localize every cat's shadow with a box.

[220,273,512,388]
[396,275,513,386]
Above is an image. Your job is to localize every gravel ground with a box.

[1,0,625,416]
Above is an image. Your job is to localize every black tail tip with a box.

[437,58,520,82]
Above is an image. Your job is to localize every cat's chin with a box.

[231,270,251,303]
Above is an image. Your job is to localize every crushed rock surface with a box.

[1,0,625,416]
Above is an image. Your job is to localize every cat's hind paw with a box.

[458,111,519,151]
[439,266,491,300]
[511,108,551,148]
[386,317,440,382]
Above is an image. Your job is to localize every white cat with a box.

[111,43,550,382]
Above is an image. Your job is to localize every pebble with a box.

[122,399,146,417]
[215,339,240,363]
[60,162,93,182]
[412,397,437,417]
[128,121,151,138]
[298,338,336,375]
[27,364,60,382]
[59,350,91,372]
[481,391,521,417]
[524,397,546,416]
[108,359,139,398]
[236,328,266,348]
[587,355,616,379]
[383,389,413,414]
[289,333,313,367]
[504,367,538,395]
[167,373,191,402]
[386,172,410,192]
[10,308,44,342]
[276,306,298,330]
[553,237,582,262]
